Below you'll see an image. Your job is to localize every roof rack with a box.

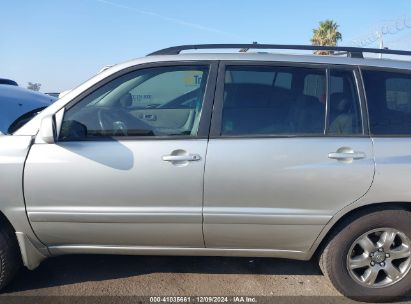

[148,44,411,59]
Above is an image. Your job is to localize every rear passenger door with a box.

[203,62,375,253]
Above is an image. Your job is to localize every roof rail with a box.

[148,44,411,59]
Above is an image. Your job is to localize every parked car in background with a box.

[45,92,60,98]
[0,84,56,134]
[2,44,411,302]
[0,78,18,86]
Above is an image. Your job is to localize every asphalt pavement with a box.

[1,255,410,303]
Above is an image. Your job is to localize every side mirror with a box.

[38,114,56,144]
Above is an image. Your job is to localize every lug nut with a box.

[379,248,384,252]
[370,261,375,266]
[370,252,374,257]
[386,253,390,258]
[380,262,385,267]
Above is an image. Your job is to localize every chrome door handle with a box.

[162,154,201,162]
[328,151,366,160]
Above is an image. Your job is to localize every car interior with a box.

[222,68,362,136]
[60,68,209,139]
[60,65,365,140]
[363,71,411,135]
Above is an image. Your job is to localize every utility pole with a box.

[377,31,384,59]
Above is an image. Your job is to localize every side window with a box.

[225,70,274,85]
[304,74,326,101]
[222,66,326,135]
[386,78,411,112]
[128,70,204,109]
[274,72,292,89]
[60,66,209,140]
[328,70,362,135]
[363,70,411,135]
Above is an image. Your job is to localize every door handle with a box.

[162,154,201,162]
[328,151,366,160]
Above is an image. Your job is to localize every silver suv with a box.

[2,44,411,301]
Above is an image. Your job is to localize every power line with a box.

[351,15,411,48]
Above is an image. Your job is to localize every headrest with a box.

[224,83,272,108]
[119,93,133,107]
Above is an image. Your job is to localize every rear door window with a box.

[222,66,326,135]
[328,69,362,135]
[304,74,325,101]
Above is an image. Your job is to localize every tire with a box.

[320,209,411,302]
[0,218,21,291]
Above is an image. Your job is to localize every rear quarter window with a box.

[362,69,411,135]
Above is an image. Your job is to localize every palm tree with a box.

[311,20,342,55]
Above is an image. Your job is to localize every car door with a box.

[24,62,218,248]
[203,62,375,253]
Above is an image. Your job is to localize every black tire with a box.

[320,209,411,302]
[0,218,21,291]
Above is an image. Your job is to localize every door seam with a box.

[22,138,50,252]
[201,60,221,248]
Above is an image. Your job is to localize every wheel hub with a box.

[371,250,386,264]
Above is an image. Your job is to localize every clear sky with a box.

[1,0,411,92]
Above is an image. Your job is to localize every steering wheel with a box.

[97,108,128,136]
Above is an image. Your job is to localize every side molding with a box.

[15,232,47,270]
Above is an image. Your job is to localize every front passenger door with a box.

[24,62,217,248]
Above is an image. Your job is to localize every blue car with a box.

[0,84,56,134]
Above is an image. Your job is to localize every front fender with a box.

[0,135,49,268]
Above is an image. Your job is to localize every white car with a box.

[0,84,56,134]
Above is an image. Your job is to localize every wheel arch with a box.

[310,202,411,259]
[0,210,47,270]
[0,211,17,238]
